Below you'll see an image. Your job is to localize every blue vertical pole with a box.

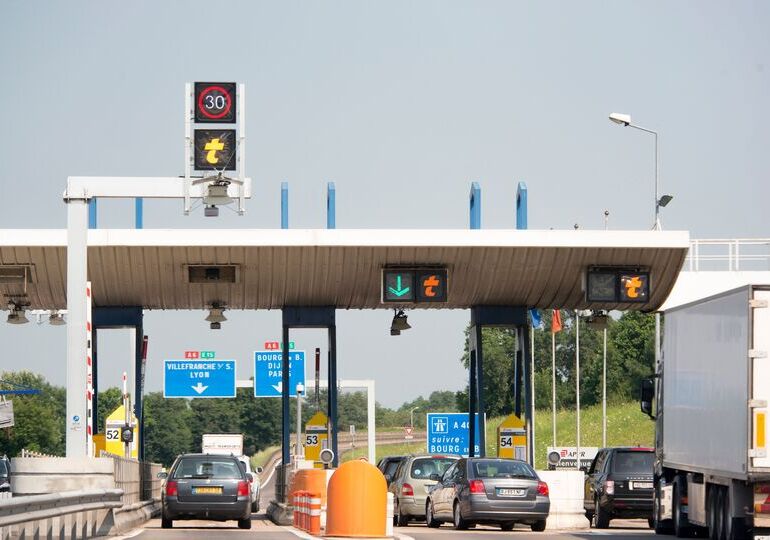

[516,182,528,230]
[470,182,481,229]
[281,182,289,229]
[88,199,97,229]
[135,198,143,229]
[327,182,336,229]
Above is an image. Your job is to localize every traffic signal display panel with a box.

[586,268,650,303]
[195,82,236,123]
[194,129,237,171]
[382,268,448,303]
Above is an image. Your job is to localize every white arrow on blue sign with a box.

[253,351,305,398]
[426,412,483,457]
[163,359,236,398]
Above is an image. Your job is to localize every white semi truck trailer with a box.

[641,285,770,539]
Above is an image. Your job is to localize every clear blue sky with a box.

[0,1,768,407]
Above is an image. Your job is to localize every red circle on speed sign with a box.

[196,84,234,121]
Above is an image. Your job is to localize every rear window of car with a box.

[172,457,243,479]
[0,460,7,475]
[472,459,536,479]
[410,457,456,479]
[384,460,401,478]
[611,451,654,474]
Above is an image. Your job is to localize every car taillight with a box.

[605,480,615,495]
[165,480,178,497]
[469,479,485,494]
[537,481,549,496]
[237,480,250,496]
[401,483,414,496]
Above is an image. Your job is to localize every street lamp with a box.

[609,113,669,413]
[409,406,420,429]
[608,113,673,230]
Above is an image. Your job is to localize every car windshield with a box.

[472,459,536,479]
[612,451,654,474]
[172,457,243,479]
[410,457,456,480]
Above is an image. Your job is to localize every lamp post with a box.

[409,406,420,429]
[608,113,673,231]
[609,113,671,409]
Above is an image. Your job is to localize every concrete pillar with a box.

[66,197,89,457]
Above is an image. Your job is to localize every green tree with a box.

[0,372,65,457]
[96,387,122,432]
[142,392,194,466]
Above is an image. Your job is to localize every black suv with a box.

[0,455,10,493]
[583,447,654,528]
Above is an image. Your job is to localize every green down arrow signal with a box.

[388,275,411,297]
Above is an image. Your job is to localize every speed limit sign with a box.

[195,82,236,123]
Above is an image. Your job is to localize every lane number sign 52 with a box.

[195,82,236,123]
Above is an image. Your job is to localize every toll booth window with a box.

[472,459,536,479]
[611,451,654,474]
[410,458,456,479]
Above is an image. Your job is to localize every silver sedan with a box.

[426,457,550,531]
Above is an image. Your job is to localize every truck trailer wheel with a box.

[673,479,691,538]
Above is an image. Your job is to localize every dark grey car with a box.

[426,458,550,531]
[159,454,252,529]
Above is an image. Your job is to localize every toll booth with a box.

[497,414,527,461]
[104,404,139,459]
[304,411,328,468]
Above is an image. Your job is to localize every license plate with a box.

[633,482,653,489]
[497,488,526,497]
[193,486,222,494]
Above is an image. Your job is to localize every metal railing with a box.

[686,238,770,272]
[19,448,61,458]
[141,461,163,502]
[100,451,142,507]
[0,488,123,540]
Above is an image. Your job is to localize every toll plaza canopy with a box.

[0,228,689,311]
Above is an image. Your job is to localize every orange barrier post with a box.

[292,491,299,528]
[309,492,322,535]
[326,460,387,537]
[301,490,308,531]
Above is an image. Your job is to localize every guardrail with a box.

[0,488,123,540]
[687,238,770,271]
[100,451,142,507]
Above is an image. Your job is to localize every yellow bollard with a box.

[326,460,387,537]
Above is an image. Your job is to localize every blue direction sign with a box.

[254,351,306,398]
[164,360,236,398]
[427,413,482,457]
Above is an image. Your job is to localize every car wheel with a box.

[251,500,258,513]
[238,517,251,529]
[395,499,408,527]
[453,501,469,530]
[594,495,610,529]
[425,500,440,528]
[500,521,515,531]
[531,520,547,532]
[161,516,172,529]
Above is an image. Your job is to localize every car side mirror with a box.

[256,466,264,474]
[429,473,441,482]
[246,473,254,483]
[157,471,168,479]
[640,378,656,419]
